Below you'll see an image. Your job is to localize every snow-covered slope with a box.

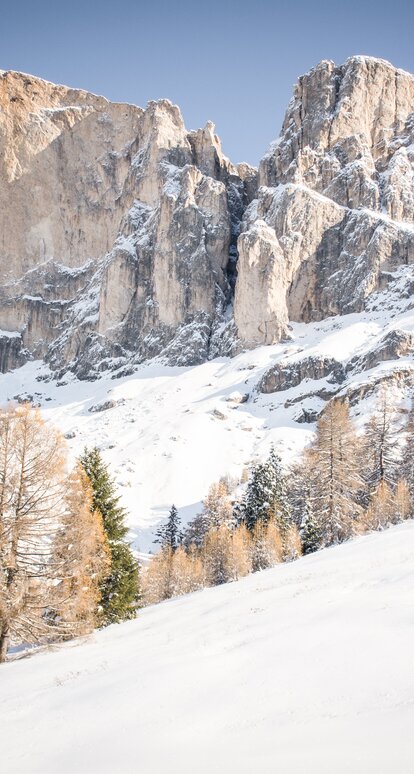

[1,298,414,552]
[2,522,414,774]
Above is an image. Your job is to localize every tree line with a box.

[142,392,413,604]
[0,405,139,662]
[1,391,412,659]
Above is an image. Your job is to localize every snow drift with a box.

[2,522,414,774]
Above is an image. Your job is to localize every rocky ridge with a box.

[1,56,414,384]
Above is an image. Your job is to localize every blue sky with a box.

[1,0,413,165]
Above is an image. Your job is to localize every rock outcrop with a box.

[259,355,345,394]
[1,57,414,379]
[234,56,414,346]
[0,71,254,376]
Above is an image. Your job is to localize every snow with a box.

[1,522,414,773]
[0,329,21,338]
[1,302,414,553]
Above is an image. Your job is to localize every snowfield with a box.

[1,522,414,774]
[0,302,413,553]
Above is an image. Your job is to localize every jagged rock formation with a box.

[0,71,254,376]
[259,355,346,394]
[1,57,414,379]
[234,56,414,347]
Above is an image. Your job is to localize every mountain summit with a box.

[0,56,414,381]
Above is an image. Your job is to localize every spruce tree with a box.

[301,499,324,554]
[154,505,182,551]
[239,447,291,533]
[183,511,210,550]
[79,447,140,625]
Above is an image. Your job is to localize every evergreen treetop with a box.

[239,446,291,532]
[154,504,182,552]
[80,446,128,542]
[80,447,140,625]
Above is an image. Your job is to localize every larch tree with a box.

[363,392,399,496]
[0,406,107,662]
[0,404,67,660]
[251,519,283,572]
[142,548,174,604]
[80,447,140,625]
[142,545,204,604]
[202,480,234,529]
[203,524,233,586]
[53,465,109,634]
[183,479,234,551]
[169,546,204,597]
[228,524,252,580]
[359,480,394,533]
[393,479,412,523]
[306,399,363,546]
[283,525,303,562]
[401,403,414,512]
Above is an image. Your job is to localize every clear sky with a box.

[1,0,413,165]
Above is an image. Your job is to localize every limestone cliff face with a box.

[234,56,414,347]
[0,71,253,375]
[1,57,414,377]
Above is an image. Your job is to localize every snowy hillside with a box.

[2,522,414,774]
[1,298,414,552]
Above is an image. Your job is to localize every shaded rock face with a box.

[259,356,345,394]
[234,56,414,346]
[258,331,414,423]
[1,58,414,378]
[349,329,414,373]
[0,333,24,373]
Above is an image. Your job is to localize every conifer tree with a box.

[202,480,234,529]
[182,511,210,550]
[401,403,414,511]
[53,465,110,635]
[80,447,140,625]
[394,479,412,523]
[142,545,204,604]
[251,519,283,571]
[306,399,363,546]
[142,548,174,604]
[359,480,394,532]
[0,407,109,662]
[203,524,233,586]
[301,499,324,554]
[363,392,399,496]
[228,524,253,580]
[183,479,234,550]
[283,525,303,562]
[170,546,204,596]
[154,505,182,551]
[238,447,291,533]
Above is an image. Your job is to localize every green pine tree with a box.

[154,504,182,552]
[80,447,140,625]
[301,499,323,554]
[239,446,291,533]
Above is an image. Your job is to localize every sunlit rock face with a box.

[234,56,414,347]
[1,57,414,377]
[0,71,254,376]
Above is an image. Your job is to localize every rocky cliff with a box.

[0,70,255,377]
[1,56,414,378]
[235,56,414,347]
